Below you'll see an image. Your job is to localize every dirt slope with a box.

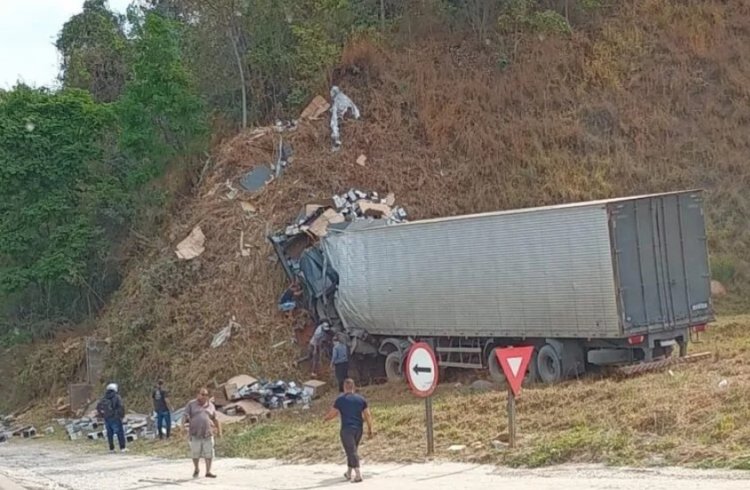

[8,0,750,408]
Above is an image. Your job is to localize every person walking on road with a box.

[152,379,172,440]
[97,383,127,453]
[182,387,222,479]
[331,334,350,393]
[324,378,373,483]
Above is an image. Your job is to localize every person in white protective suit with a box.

[330,86,361,149]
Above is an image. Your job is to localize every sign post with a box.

[495,346,534,448]
[405,342,439,456]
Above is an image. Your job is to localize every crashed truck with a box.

[270,190,714,384]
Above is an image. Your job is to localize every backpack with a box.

[97,396,117,419]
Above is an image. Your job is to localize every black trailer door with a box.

[610,192,712,334]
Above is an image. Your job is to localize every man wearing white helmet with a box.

[330,85,361,150]
[97,382,127,453]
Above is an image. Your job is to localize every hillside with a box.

[4,0,750,409]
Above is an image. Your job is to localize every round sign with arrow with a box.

[405,342,439,398]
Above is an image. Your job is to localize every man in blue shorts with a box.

[324,378,374,483]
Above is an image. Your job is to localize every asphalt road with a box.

[1,441,749,490]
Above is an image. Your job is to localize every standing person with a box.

[97,383,126,453]
[182,387,222,479]
[308,322,330,378]
[152,379,172,440]
[331,334,350,393]
[324,379,374,483]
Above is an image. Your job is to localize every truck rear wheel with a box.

[385,351,403,382]
[537,344,562,384]
[487,348,508,387]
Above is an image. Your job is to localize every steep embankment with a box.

[8,0,750,409]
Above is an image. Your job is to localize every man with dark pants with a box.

[182,387,222,479]
[97,383,126,453]
[331,335,349,393]
[324,379,373,483]
[152,379,172,439]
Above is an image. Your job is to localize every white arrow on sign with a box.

[507,357,523,377]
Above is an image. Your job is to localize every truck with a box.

[272,190,714,384]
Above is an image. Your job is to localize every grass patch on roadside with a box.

[23,315,750,469]
[213,315,750,468]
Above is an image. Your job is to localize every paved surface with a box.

[1,441,750,489]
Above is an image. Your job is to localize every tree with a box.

[56,0,131,102]
[0,86,118,314]
[117,13,208,186]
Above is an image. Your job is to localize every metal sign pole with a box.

[507,387,516,448]
[425,396,434,456]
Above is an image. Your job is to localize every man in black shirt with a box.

[152,379,172,439]
[324,378,374,483]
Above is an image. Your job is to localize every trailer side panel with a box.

[324,204,621,339]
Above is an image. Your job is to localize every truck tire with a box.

[385,351,403,382]
[523,349,540,386]
[487,348,508,387]
[537,344,562,384]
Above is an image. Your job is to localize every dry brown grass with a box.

[208,316,750,468]
[4,0,750,412]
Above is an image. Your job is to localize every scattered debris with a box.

[448,444,466,452]
[303,380,327,400]
[240,165,273,193]
[224,180,240,200]
[239,201,257,214]
[44,426,55,435]
[301,95,331,120]
[175,226,206,260]
[240,231,252,257]
[711,280,727,297]
[330,86,361,149]
[211,317,239,348]
[491,440,508,450]
[272,138,294,178]
[356,154,367,167]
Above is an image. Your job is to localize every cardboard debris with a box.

[240,201,257,214]
[303,380,327,399]
[356,154,367,167]
[224,400,269,417]
[175,226,205,260]
[385,192,396,207]
[225,374,258,390]
[215,411,245,425]
[308,209,346,238]
[300,95,331,120]
[358,201,392,219]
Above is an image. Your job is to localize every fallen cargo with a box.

[272,190,714,384]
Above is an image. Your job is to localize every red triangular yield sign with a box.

[495,346,535,397]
